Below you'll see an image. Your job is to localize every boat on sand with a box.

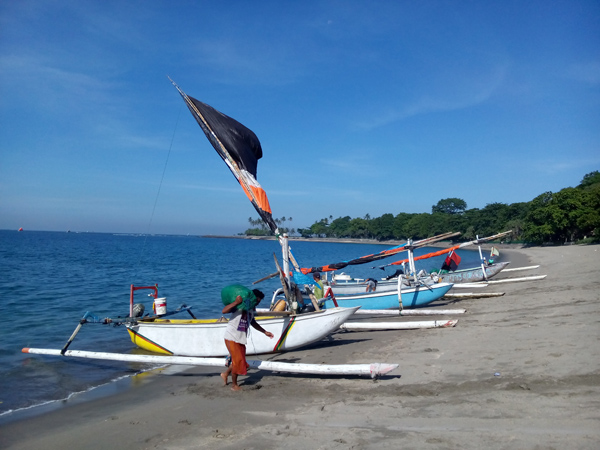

[127,301,360,357]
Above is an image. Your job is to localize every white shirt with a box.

[224,309,255,345]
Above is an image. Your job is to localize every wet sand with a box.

[1,245,599,449]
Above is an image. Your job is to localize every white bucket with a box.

[154,297,167,315]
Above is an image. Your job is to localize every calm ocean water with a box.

[0,230,486,418]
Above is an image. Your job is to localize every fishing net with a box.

[221,284,258,311]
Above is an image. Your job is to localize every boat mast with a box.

[406,239,418,283]
[476,235,488,280]
[281,234,291,282]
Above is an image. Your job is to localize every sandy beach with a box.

[1,245,599,449]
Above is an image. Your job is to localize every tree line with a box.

[243,171,600,245]
[244,216,296,237]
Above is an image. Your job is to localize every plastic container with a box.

[154,297,167,315]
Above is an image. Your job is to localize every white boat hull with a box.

[330,280,401,295]
[126,306,360,357]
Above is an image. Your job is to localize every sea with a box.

[0,230,488,421]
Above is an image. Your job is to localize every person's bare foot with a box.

[220,372,228,386]
[231,384,242,391]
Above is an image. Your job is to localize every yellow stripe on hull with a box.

[143,318,223,324]
[127,328,173,355]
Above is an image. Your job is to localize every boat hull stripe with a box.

[273,317,296,351]
[128,328,174,355]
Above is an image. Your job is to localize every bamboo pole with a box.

[22,348,398,378]
[353,309,466,315]
[502,265,540,272]
[340,319,458,330]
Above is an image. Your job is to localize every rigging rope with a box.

[132,103,183,278]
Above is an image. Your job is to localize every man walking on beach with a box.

[221,287,273,391]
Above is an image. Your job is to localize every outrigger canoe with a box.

[330,262,508,295]
[127,305,360,357]
[435,261,510,284]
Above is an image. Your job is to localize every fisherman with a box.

[365,277,378,292]
[312,272,325,299]
[220,287,273,391]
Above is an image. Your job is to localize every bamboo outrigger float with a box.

[340,319,458,330]
[482,275,547,284]
[502,265,540,272]
[442,292,506,299]
[353,308,466,315]
[22,348,398,378]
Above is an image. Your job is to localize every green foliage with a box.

[244,228,272,236]
[432,198,467,215]
[329,216,352,238]
[310,218,330,237]
[522,179,600,244]
[370,213,395,240]
[579,170,600,189]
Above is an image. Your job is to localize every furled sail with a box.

[378,245,462,269]
[374,230,512,269]
[299,243,409,274]
[170,78,278,235]
[299,232,460,274]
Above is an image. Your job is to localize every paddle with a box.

[60,312,93,354]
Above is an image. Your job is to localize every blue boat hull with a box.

[321,282,453,310]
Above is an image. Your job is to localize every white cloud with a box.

[354,61,510,130]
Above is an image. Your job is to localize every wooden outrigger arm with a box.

[60,284,197,355]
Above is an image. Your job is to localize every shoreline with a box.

[2,245,598,449]
[0,363,182,426]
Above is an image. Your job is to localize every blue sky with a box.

[1,1,598,235]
